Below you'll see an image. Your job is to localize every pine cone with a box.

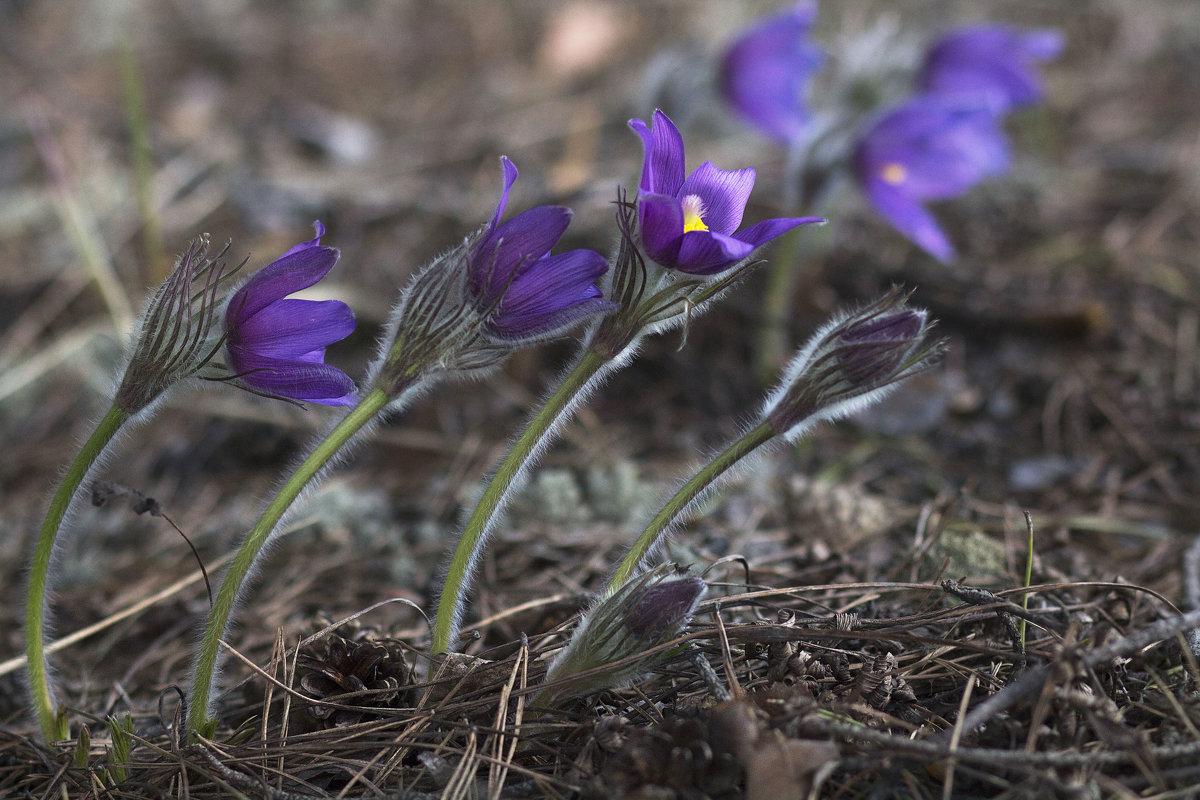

[296,625,414,729]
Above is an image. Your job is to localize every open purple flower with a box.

[854,96,1009,262]
[629,110,823,275]
[224,222,357,405]
[718,2,823,144]
[919,24,1064,113]
[469,157,616,342]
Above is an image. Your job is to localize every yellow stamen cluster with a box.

[880,162,908,186]
[681,194,709,233]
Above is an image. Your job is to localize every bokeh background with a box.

[2,0,1198,753]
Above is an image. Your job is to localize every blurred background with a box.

[1,0,1198,722]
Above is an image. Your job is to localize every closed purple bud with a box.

[539,565,705,704]
[763,289,945,438]
[623,573,706,642]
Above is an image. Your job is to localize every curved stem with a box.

[606,421,776,594]
[186,386,389,736]
[432,347,609,654]
[26,403,129,742]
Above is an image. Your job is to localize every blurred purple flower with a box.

[718,2,823,144]
[224,222,357,405]
[629,110,822,275]
[854,97,1010,262]
[919,24,1064,113]
[470,157,616,342]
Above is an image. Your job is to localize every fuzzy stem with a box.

[432,347,609,654]
[186,386,389,736]
[606,420,777,594]
[26,403,129,742]
[1020,511,1034,648]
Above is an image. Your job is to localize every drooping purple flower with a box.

[224,222,357,405]
[853,96,1010,262]
[629,110,823,275]
[469,157,617,342]
[919,24,1064,113]
[718,2,823,144]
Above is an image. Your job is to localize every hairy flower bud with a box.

[539,565,705,704]
[763,289,944,439]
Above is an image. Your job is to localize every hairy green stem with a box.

[186,386,389,736]
[432,347,608,654]
[606,421,776,594]
[26,403,129,742]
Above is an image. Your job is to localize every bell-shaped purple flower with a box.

[853,96,1010,262]
[919,24,1064,113]
[718,2,823,144]
[469,157,616,342]
[629,110,823,275]
[224,222,357,405]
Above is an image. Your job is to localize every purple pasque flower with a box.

[469,157,616,342]
[919,24,1064,113]
[854,96,1010,262]
[224,222,357,405]
[629,110,823,275]
[718,2,823,144]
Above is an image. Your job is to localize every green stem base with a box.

[186,387,389,736]
[432,347,609,654]
[26,403,129,742]
[606,421,776,595]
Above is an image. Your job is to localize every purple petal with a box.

[636,192,685,265]
[678,162,756,235]
[500,249,608,313]
[857,99,1009,200]
[226,245,340,327]
[472,205,572,300]
[674,230,756,275]
[227,349,357,406]
[719,2,822,143]
[672,231,753,275]
[863,178,955,263]
[489,157,520,230]
[1021,29,1065,61]
[628,110,686,196]
[920,25,1063,111]
[491,250,618,338]
[278,220,326,258]
[228,298,356,359]
[732,215,824,249]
